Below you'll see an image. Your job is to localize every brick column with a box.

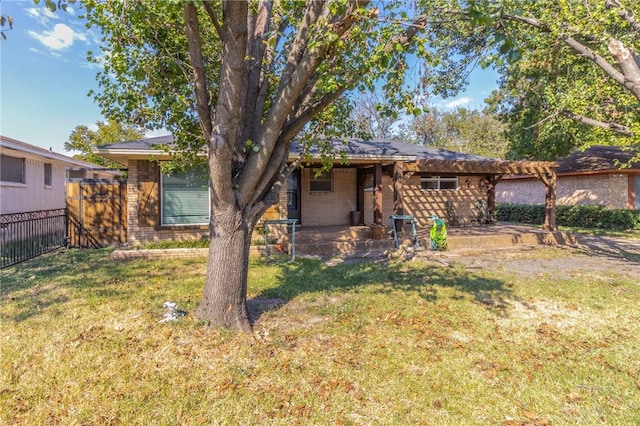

[373,163,383,225]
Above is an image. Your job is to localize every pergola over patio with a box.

[368,157,559,231]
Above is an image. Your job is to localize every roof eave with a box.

[93,148,174,166]
[287,153,416,163]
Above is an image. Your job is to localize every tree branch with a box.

[183,2,213,140]
[238,1,365,199]
[608,37,640,99]
[560,110,633,136]
[240,0,273,154]
[605,0,640,33]
[503,13,640,102]
[248,10,431,208]
[201,1,223,40]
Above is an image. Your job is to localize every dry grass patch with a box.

[1,248,639,425]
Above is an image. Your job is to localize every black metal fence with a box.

[0,208,68,269]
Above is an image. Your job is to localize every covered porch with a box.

[359,156,558,232]
[268,223,578,258]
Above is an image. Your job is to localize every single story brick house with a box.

[95,136,558,245]
[497,145,639,210]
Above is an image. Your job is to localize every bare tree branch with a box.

[560,110,633,136]
[248,10,435,208]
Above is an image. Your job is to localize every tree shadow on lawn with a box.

[250,257,516,323]
[0,249,200,323]
[576,235,640,264]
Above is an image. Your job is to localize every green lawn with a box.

[1,248,639,425]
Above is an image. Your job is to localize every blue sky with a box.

[1,1,500,156]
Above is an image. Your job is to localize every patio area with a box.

[278,223,580,257]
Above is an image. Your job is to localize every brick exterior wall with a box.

[125,159,513,243]
[495,179,546,205]
[126,159,289,245]
[300,168,357,226]
[126,159,209,245]
[496,173,631,209]
[364,175,487,228]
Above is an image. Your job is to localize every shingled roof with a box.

[95,135,555,176]
[96,136,502,165]
[557,145,639,174]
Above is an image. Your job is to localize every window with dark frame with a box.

[420,175,458,191]
[1,154,26,184]
[67,170,85,180]
[309,168,333,192]
[44,163,52,186]
[161,165,210,225]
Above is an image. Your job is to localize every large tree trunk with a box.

[196,207,253,332]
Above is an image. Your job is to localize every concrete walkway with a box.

[110,224,639,261]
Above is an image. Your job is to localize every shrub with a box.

[496,203,545,225]
[497,203,640,230]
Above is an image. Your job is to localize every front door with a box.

[287,170,300,222]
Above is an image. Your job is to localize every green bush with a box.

[497,203,640,230]
[496,203,545,225]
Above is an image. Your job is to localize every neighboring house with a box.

[497,145,640,210]
[1,135,119,215]
[95,136,558,245]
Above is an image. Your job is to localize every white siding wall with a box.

[1,156,67,214]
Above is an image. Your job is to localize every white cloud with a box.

[25,7,59,24]
[442,97,473,109]
[29,23,84,50]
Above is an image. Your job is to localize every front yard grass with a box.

[1,248,639,425]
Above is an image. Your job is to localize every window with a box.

[421,175,458,191]
[67,170,85,180]
[44,163,52,186]
[161,166,209,225]
[310,169,332,192]
[1,154,26,184]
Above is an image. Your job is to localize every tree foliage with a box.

[0,12,14,41]
[65,120,144,169]
[349,90,404,141]
[402,106,508,158]
[80,0,481,331]
[460,0,640,160]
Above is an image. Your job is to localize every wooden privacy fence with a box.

[67,180,127,248]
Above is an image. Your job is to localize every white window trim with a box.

[44,163,53,188]
[309,168,333,193]
[421,175,459,191]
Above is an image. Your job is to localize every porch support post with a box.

[486,175,502,222]
[538,171,557,231]
[373,163,383,225]
[393,161,404,230]
[356,168,366,225]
